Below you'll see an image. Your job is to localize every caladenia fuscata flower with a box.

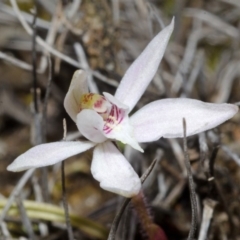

[7,18,238,197]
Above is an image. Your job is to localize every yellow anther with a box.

[80,93,99,109]
[80,93,109,113]
[79,93,112,121]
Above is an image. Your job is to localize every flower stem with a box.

[132,192,168,240]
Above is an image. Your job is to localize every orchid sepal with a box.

[115,18,175,112]
[130,98,238,143]
[91,141,141,197]
[7,141,96,172]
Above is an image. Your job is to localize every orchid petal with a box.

[130,98,238,142]
[64,70,88,122]
[76,110,107,143]
[115,18,174,112]
[91,141,141,197]
[104,115,143,152]
[7,141,95,172]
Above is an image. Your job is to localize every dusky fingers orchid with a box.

[7,18,238,198]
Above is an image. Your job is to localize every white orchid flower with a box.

[7,19,238,198]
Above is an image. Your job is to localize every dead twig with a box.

[31,7,38,113]
[0,169,35,225]
[15,194,36,240]
[61,119,74,240]
[0,51,33,71]
[42,55,53,143]
[198,199,217,240]
[183,118,198,240]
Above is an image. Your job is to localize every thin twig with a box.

[198,199,217,240]
[107,158,157,240]
[0,168,35,225]
[74,43,99,93]
[207,138,236,236]
[31,6,38,113]
[31,176,49,237]
[15,194,36,240]
[61,119,74,240]
[41,53,52,202]
[0,51,33,71]
[140,158,158,183]
[209,146,219,180]
[0,222,10,238]
[42,55,53,142]
[107,198,131,240]
[183,118,198,240]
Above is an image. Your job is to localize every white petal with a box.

[91,141,141,197]
[7,141,95,172]
[115,18,174,112]
[104,115,143,152]
[76,110,107,143]
[64,70,88,122]
[131,98,238,142]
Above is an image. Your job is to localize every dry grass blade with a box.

[0,199,108,239]
[61,119,74,240]
[183,118,198,240]
[184,8,239,39]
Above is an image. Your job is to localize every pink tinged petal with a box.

[101,93,142,151]
[91,141,141,197]
[115,18,174,112]
[131,98,238,142]
[76,110,107,143]
[64,70,88,122]
[104,114,143,152]
[7,141,95,172]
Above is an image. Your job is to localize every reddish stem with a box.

[132,192,168,240]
